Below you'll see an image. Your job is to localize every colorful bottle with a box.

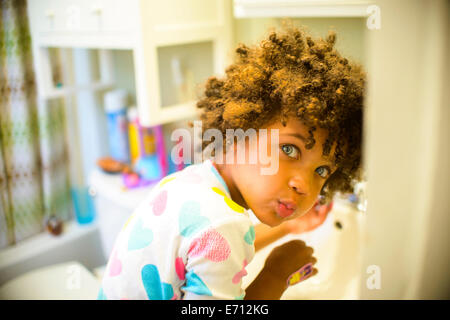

[127,106,156,165]
[127,107,141,165]
[104,90,130,163]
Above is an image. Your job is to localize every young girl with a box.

[98,24,365,300]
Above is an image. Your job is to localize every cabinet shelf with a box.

[43,81,114,100]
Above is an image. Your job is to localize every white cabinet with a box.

[27,0,233,126]
[233,0,371,18]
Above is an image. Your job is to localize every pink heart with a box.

[109,250,122,277]
[175,257,186,280]
[150,190,168,216]
[232,259,248,284]
[188,228,231,262]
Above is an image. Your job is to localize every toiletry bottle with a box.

[104,90,130,163]
[127,106,156,165]
[127,106,140,165]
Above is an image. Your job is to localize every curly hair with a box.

[192,24,366,204]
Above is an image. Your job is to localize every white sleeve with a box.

[180,216,255,300]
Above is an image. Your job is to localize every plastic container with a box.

[104,90,130,163]
[127,106,155,165]
[134,154,161,180]
[71,186,96,224]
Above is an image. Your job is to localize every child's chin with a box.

[261,214,284,227]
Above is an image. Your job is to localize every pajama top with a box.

[98,159,256,300]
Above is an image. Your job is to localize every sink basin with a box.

[243,199,366,300]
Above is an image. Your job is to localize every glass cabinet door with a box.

[157,41,214,108]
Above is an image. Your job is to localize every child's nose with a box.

[288,176,308,196]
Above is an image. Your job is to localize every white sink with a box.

[243,199,366,300]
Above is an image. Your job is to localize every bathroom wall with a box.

[360,0,449,299]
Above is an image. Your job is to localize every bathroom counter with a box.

[89,169,157,211]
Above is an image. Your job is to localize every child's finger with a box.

[304,246,314,256]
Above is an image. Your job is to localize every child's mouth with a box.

[276,200,296,218]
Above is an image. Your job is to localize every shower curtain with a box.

[0,0,72,248]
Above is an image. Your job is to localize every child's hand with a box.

[264,240,318,286]
[282,201,333,234]
[245,240,318,299]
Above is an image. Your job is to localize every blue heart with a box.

[128,218,153,251]
[141,264,174,300]
[178,201,210,237]
[234,292,245,300]
[97,287,107,300]
[183,270,212,296]
[244,225,255,245]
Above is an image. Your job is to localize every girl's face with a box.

[216,117,337,227]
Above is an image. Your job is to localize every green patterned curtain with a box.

[0,0,72,248]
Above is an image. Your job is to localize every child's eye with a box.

[316,166,331,179]
[281,144,300,159]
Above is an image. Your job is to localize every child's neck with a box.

[212,161,249,210]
